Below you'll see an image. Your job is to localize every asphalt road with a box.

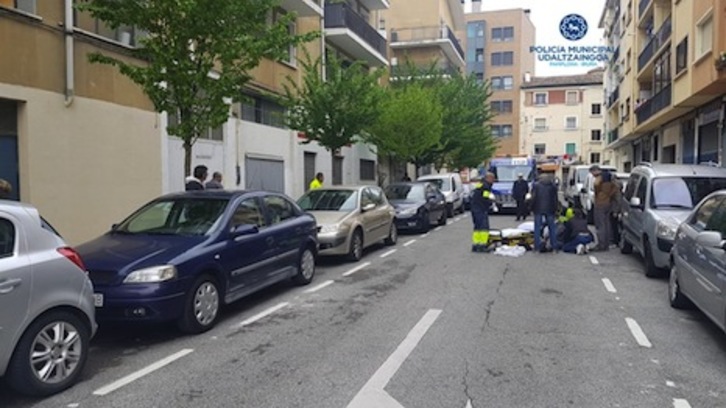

[3,213,726,407]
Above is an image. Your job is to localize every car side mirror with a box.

[111,223,118,231]
[231,224,259,237]
[696,231,725,250]
[362,203,376,212]
[629,197,642,208]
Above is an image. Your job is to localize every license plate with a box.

[93,293,104,307]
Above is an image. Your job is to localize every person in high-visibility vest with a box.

[309,172,324,190]
[470,172,496,252]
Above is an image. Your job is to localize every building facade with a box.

[601,0,726,172]
[464,8,536,156]
[0,0,383,244]
[520,70,606,167]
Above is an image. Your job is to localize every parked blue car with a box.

[77,191,318,334]
[385,182,447,232]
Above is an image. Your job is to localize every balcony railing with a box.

[638,0,651,18]
[324,3,387,58]
[611,47,620,64]
[607,87,620,108]
[607,128,620,144]
[638,16,671,71]
[390,25,465,61]
[391,62,460,78]
[635,83,671,125]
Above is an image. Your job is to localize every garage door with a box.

[245,157,284,193]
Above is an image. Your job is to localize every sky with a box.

[473,0,608,77]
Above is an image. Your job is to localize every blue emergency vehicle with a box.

[482,156,537,212]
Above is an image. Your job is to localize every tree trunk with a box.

[183,139,192,177]
[330,151,337,186]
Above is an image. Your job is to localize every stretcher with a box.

[488,229,535,250]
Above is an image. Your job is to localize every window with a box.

[364,187,385,207]
[491,100,513,113]
[475,49,484,62]
[696,13,713,58]
[623,175,639,200]
[565,143,577,155]
[467,22,485,38]
[591,103,602,115]
[502,76,513,90]
[263,195,297,225]
[241,92,287,129]
[534,92,548,105]
[676,37,688,74]
[360,159,375,181]
[490,76,513,90]
[232,198,266,228]
[534,144,546,155]
[565,116,578,130]
[590,153,601,164]
[635,177,648,203]
[693,197,723,229]
[475,72,484,84]
[501,124,513,137]
[534,118,547,131]
[168,111,224,141]
[491,77,502,90]
[492,26,514,41]
[566,91,579,105]
[0,219,15,258]
[591,129,602,141]
[491,52,514,66]
[1,0,35,13]
[654,49,671,93]
[74,8,145,47]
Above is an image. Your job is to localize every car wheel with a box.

[446,204,454,218]
[620,233,633,254]
[6,311,90,397]
[669,264,691,309]
[348,229,364,262]
[293,247,316,285]
[437,210,447,226]
[643,238,663,278]
[384,223,398,246]
[178,275,220,334]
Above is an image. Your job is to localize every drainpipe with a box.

[64,0,75,107]
[320,3,326,82]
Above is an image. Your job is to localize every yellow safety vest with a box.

[309,179,322,190]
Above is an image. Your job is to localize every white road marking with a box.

[342,262,371,277]
[625,317,652,348]
[673,399,692,408]
[93,349,194,396]
[602,278,617,293]
[346,309,442,408]
[589,256,599,265]
[403,239,416,247]
[666,380,676,388]
[465,399,472,408]
[304,280,334,294]
[234,302,289,329]
[67,404,80,408]
[434,226,442,232]
[420,233,429,238]
[380,249,397,258]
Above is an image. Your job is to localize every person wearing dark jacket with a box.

[470,172,496,252]
[562,209,594,254]
[185,165,208,191]
[512,173,529,221]
[531,174,559,252]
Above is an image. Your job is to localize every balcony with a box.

[635,84,671,125]
[279,0,323,17]
[607,128,620,144]
[390,61,460,79]
[610,47,620,65]
[324,3,388,67]
[638,0,651,19]
[389,25,465,66]
[607,87,620,108]
[638,16,671,72]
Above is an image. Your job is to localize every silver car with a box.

[670,190,726,332]
[298,186,397,261]
[0,200,96,396]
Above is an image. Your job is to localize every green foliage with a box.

[367,85,442,166]
[76,0,318,175]
[282,53,384,154]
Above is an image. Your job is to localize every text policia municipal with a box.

[529,46,614,62]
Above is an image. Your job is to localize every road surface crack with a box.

[483,263,510,329]
[462,360,475,407]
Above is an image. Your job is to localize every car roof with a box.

[155,190,272,200]
[633,163,726,178]
[305,185,372,191]
[418,173,458,179]
[0,199,36,211]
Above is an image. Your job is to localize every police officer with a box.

[470,172,496,252]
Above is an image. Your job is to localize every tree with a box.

[76,0,318,176]
[367,84,443,172]
[282,54,384,181]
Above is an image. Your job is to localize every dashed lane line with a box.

[602,278,617,293]
[673,399,692,408]
[589,255,600,265]
[403,239,416,247]
[625,317,653,348]
[233,302,290,329]
[434,226,442,232]
[380,249,397,258]
[342,262,371,277]
[93,349,194,396]
[303,280,334,294]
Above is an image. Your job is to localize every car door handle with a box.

[0,278,22,294]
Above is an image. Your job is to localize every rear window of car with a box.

[0,218,15,258]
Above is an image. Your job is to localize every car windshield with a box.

[385,184,426,201]
[652,177,726,209]
[298,190,358,211]
[115,198,228,236]
[576,168,589,184]
[494,166,533,182]
[422,178,451,191]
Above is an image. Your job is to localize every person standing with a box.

[531,174,559,253]
[470,172,496,252]
[205,172,224,189]
[594,171,619,251]
[185,165,208,191]
[512,173,529,221]
[0,179,12,199]
[610,175,623,246]
[309,172,324,190]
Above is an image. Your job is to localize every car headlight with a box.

[656,218,680,241]
[123,265,177,284]
[398,207,418,215]
[319,224,340,234]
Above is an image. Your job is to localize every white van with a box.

[417,173,464,217]
[565,164,616,208]
[580,165,617,222]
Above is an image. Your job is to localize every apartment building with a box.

[601,0,726,172]
[0,0,381,244]
[520,70,606,167]
[465,8,536,156]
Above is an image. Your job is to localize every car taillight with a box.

[57,247,87,272]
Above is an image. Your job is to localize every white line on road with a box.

[403,239,416,247]
[346,309,442,408]
[589,256,600,265]
[666,380,676,388]
[93,348,194,396]
[465,399,472,408]
[342,262,371,277]
[673,399,692,408]
[234,302,289,329]
[625,317,653,348]
[434,226,442,232]
[420,233,429,238]
[602,278,617,293]
[380,249,397,258]
[304,280,334,294]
